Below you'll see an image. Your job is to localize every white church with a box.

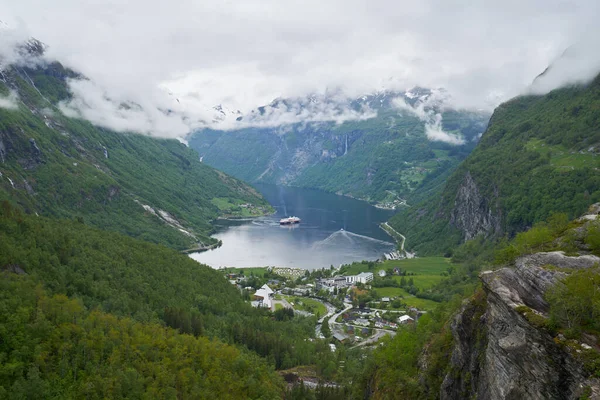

[252,284,274,309]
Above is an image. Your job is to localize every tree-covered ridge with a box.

[0,203,330,374]
[0,275,284,400]
[390,74,600,255]
[189,107,488,205]
[0,61,271,250]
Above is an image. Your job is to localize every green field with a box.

[285,296,327,317]
[342,257,454,311]
[343,257,452,289]
[375,287,441,310]
[211,197,272,217]
[525,139,599,170]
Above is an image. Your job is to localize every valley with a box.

[1,7,600,399]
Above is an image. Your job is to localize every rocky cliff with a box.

[441,216,600,399]
[449,171,501,241]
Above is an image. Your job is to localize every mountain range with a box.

[189,87,490,205]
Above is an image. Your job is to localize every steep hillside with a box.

[0,48,271,250]
[359,206,600,400]
[189,91,489,205]
[441,207,600,400]
[0,203,326,384]
[390,73,600,254]
[0,204,294,398]
[0,275,284,399]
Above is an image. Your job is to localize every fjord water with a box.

[190,184,397,269]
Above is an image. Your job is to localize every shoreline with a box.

[181,240,222,254]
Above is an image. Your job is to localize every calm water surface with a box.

[189,184,397,269]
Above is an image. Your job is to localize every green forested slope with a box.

[0,62,270,250]
[390,74,600,254]
[0,276,283,400]
[0,203,321,369]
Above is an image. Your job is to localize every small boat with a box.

[279,216,301,225]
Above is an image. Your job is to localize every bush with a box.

[546,268,600,334]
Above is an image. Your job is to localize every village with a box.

[217,257,452,347]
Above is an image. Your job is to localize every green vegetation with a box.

[391,74,600,255]
[547,268,600,338]
[339,257,458,310]
[0,63,271,251]
[373,288,441,310]
[0,203,332,380]
[0,275,283,399]
[190,108,488,204]
[351,295,466,398]
[340,257,451,277]
[287,296,327,317]
[221,266,270,278]
[492,212,600,264]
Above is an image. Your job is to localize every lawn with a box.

[383,257,452,276]
[284,296,327,317]
[391,274,444,290]
[342,257,452,290]
[374,287,440,310]
[343,257,454,311]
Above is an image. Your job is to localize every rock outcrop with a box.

[450,171,501,241]
[441,251,600,400]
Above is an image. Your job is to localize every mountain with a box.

[0,42,271,250]
[189,89,489,205]
[390,72,600,255]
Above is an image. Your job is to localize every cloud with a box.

[0,0,599,137]
[528,35,600,95]
[0,90,19,110]
[425,114,465,145]
[392,93,465,145]
[59,79,197,137]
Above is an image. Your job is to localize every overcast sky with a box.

[1,0,599,137]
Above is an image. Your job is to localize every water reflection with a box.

[189,184,397,269]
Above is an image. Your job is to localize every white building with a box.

[317,276,350,292]
[398,315,414,324]
[252,284,274,309]
[346,272,374,284]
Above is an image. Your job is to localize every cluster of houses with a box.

[336,307,415,338]
[316,272,374,293]
[282,284,314,297]
[271,266,305,279]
